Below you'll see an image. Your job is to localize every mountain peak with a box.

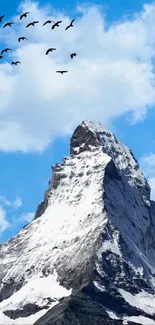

[0,120,154,325]
[71,120,150,203]
[70,120,111,155]
[82,120,111,134]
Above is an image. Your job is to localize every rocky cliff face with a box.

[1,120,155,325]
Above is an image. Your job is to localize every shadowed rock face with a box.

[1,120,155,325]
[70,124,100,155]
[34,292,141,325]
[4,303,48,319]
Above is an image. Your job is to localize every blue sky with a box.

[0,0,155,242]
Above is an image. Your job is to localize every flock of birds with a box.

[0,12,77,74]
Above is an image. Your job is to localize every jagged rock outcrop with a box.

[0,120,155,325]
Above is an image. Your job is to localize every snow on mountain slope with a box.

[1,120,155,325]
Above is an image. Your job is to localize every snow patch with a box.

[0,271,71,324]
[119,289,155,315]
[123,315,155,324]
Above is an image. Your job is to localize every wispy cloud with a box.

[14,211,35,223]
[0,194,23,236]
[0,195,22,209]
[0,206,11,235]
[140,153,155,200]
[12,196,23,209]
[0,1,155,152]
[0,196,12,206]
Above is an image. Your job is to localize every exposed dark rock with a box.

[34,291,142,325]
[4,303,47,319]
[34,199,49,220]
[0,276,25,303]
[70,124,100,155]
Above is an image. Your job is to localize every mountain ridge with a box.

[0,120,155,325]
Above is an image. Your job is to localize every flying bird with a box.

[0,55,3,59]
[65,19,75,31]
[20,12,30,20]
[18,36,28,42]
[51,21,62,29]
[3,22,14,28]
[46,48,56,55]
[0,15,5,22]
[1,48,11,54]
[43,20,55,26]
[70,52,77,59]
[26,21,39,28]
[11,61,21,65]
[56,70,68,74]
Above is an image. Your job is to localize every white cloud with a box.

[20,212,34,222]
[0,196,11,206]
[13,196,23,209]
[148,177,155,201]
[0,2,155,152]
[0,195,23,236]
[13,211,35,223]
[0,206,10,234]
[139,153,155,200]
[0,195,22,209]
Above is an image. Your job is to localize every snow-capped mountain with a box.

[1,120,155,325]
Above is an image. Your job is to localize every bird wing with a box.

[65,25,70,30]
[0,15,5,20]
[57,20,62,24]
[46,49,50,55]
[33,21,39,24]
[71,19,75,24]
[21,12,30,19]
[26,23,31,27]
[3,23,7,28]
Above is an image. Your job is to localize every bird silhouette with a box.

[0,55,3,59]
[1,48,11,54]
[0,15,5,22]
[11,61,21,65]
[20,12,30,20]
[70,52,77,59]
[3,22,14,28]
[51,21,62,29]
[56,70,68,74]
[26,21,39,28]
[18,37,28,42]
[46,48,56,55]
[65,19,75,30]
[43,20,55,26]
